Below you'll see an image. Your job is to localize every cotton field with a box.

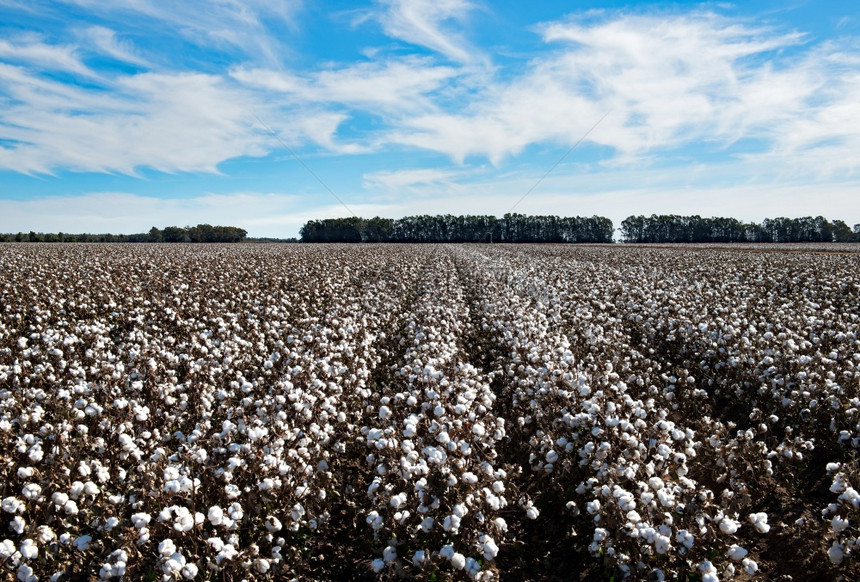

[1,243,858,581]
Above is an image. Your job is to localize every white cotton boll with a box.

[390,492,407,509]
[131,512,151,528]
[66,482,81,500]
[749,512,770,533]
[181,563,199,579]
[379,406,391,420]
[253,558,270,574]
[443,515,461,532]
[17,468,35,480]
[453,504,468,518]
[265,516,282,532]
[451,553,466,570]
[174,510,195,532]
[462,472,478,485]
[413,550,426,567]
[831,515,850,533]
[587,500,601,514]
[437,431,451,445]
[545,450,559,464]
[626,511,641,524]
[826,462,841,472]
[439,544,454,560]
[727,544,748,560]
[419,516,434,532]
[742,558,758,575]
[17,564,37,582]
[159,539,176,557]
[654,535,670,554]
[21,484,41,501]
[648,477,664,491]
[83,481,99,496]
[472,423,486,437]
[371,558,385,573]
[526,506,539,520]
[72,535,92,551]
[719,518,740,534]
[36,526,55,544]
[494,517,508,532]
[63,500,79,516]
[383,545,397,563]
[829,542,845,565]
[433,405,445,416]
[104,517,120,531]
[19,539,38,560]
[479,535,499,560]
[676,529,694,549]
[11,516,26,534]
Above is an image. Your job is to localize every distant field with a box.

[1,243,859,580]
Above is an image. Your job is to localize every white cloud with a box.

[58,0,301,66]
[362,167,474,192]
[374,0,482,64]
[0,37,93,75]
[0,67,271,174]
[232,57,459,113]
[382,11,860,178]
[81,26,149,66]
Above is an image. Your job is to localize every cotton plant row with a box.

[0,243,858,581]
[358,250,508,578]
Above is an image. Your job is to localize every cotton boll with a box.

[829,542,845,565]
[19,539,38,560]
[11,516,26,535]
[158,539,177,557]
[742,558,758,575]
[264,516,282,532]
[654,535,671,554]
[831,515,850,533]
[719,518,740,534]
[727,544,748,560]
[749,512,770,533]
[451,552,466,570]
[479,535,499,560]
[413,550,426,567]
[371,558,385,573]
[181,563,199,578]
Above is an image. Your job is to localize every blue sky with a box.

[1,0,859,237]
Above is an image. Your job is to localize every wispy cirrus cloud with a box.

[58,0,301,67]
[0,37,93,75]
[373,0,483,64]
[232,57,459,113]
[80,26,150,66]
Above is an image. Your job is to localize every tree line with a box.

[300,214,615,243]
[620,215,860,243]
[1,224,248,243]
